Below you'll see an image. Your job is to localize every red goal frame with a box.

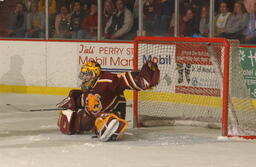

[133,36,256,139]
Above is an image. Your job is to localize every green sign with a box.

[239,47,256,98]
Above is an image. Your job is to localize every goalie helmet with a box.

[79,60,101,90]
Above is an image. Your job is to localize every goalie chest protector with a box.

[81,71,127,116]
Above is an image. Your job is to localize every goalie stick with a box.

[5,104,28,112]
[5,104,63,112]
[30,105,132,112]
[29,108,64,112]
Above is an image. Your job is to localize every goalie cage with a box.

[133,36,256,139]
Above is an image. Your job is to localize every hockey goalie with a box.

[57,60,160,141]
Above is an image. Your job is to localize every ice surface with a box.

[1,93,256,167]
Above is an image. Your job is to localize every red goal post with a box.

[133,36,256,139]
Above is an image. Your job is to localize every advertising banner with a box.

[239,47,256,98]
[77,42,133,71]
[75,42,256,99]
[175,44,221,96]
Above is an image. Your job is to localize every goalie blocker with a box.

[57,60,160,141]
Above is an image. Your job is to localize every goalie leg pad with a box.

[95,113,128,142]
[57,109,94,134]
[58,109,76,135]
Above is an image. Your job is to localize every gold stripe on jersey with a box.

[97,79,113,83]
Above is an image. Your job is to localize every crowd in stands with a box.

[0,0,256,43]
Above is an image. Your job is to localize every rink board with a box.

[0,40,256,108]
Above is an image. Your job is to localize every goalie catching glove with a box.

[135,60,160,90]
[94,113,128,141]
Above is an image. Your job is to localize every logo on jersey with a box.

[86,93,102,114]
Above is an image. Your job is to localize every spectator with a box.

[80,0,94,15]
[70,1,86,39]
[54,5,71,38]
[82,3,97,39]
[215,0,235,13]
[104,0,134,40]
[169,8,197,37]
[26,3,45,38]
[218,1,249,40]
[56,0,72,12]
[199,6,209,37]
[125,0,135,12]
[143,0,157,35]
[133,0,140,33]
[103,0,114,31]
[214,1,231,36]
[8,2,26,38]
[154,0,173,35]
[242,2,256,44]
[22,0,38,12]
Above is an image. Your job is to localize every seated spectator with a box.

[103,0,114,31]
[104,0,134,40]
[82,3,97,39]
[242,2,256,44]
[124,0,135,12]
[214,1,231,36]
[80,0,94,15]
[218,1,249,40]
[8,2,26,38]
[190,0,201,31]
[143,0,157,35]
[169,8,198,37]
[25,3,45,38]
[133,0,139,30]
[56,0,72,12]
[154,0,173,35]
[70,1,86,39]
[54,5,71,38]
[199,6,209,37]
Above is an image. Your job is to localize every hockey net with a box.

[133,36,256,139]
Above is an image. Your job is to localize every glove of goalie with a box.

[136,60,160,90]
[56,90,82,111]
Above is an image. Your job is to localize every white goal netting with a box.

[134,37,256,138]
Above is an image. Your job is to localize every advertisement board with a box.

[239,47,256,98]
[77,42,133,71]
[0,39,255,99]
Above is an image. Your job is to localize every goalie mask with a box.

[79,61,101,91]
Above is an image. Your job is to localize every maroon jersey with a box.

[82,71,142,117]
[57,61,159,134]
